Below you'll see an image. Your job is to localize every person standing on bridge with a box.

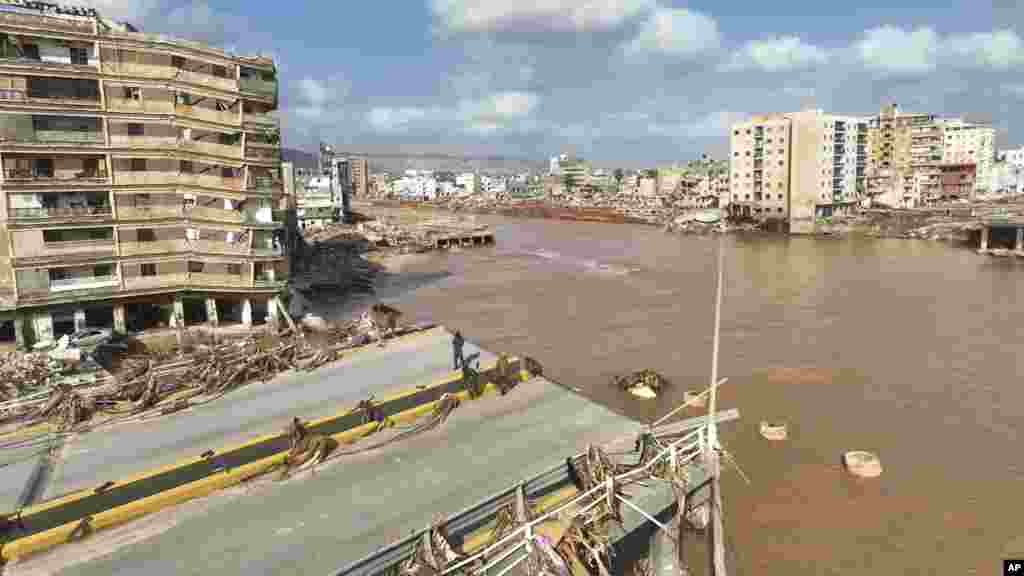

[452,331,465,370]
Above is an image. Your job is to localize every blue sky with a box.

[93,0,1024,166]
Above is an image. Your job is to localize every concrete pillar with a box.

[73,309,86,332]
[241,299,253,326]
[13,315,26,351]
[169,298,185,328]
[980,226,990,251]
[113,305,126,333]
[1016,228,1023,253]
[205,298,219,327]
[33,312,53,343]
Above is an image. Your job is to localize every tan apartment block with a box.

[349,157,368,198]
[0,6,285,348]
[731,110,868,234]
[729,113,792,227]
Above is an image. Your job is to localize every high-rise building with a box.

[0,4,284,347]
[941,119,994,197]
[349,157,368,198]
[729,110,868,233]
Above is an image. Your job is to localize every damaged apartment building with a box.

[0,3,286,349]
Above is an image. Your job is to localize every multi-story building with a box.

[0,5,284,347]
[349,157,368,198]
[296,175,334,230]
[941,119,994,197]
[865,104,939,208]
[730,109,868,233]
[1000,147,1024,166]
[455,172,477,195]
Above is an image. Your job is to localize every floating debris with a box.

[683,389,707,408]
[759,421,788,441]
[613,369,670,399]
[843,450,883,478]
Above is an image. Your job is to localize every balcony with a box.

[179,139,242,159]
[120,239,187,256]
[245,147,280,162]
[115,171,178,186]
[190,272,247,287]
[243,112,278,128]
[49,274,120,293]
[16,240,116,265]
[107,98,175,114]
[178,173,243,190]
[109,134,177,148]
[251,245,283,257]
[188,205,244,224]
[3,168,109,185]
[101,62,176,81]
[11,129,104,146]
[0,89,99,108]
[239,76,277,98]
[174,104,239,125]
[174,69,238,93]
[117,206,184,220]
[124,273,188,291]
[10,206,112,221]
[0,11,94,34]
[191,239,250,255]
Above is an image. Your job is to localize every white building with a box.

[456,172,478,195]
[941,119,995,192]
[998,147,1024,167]
[297,176,335,229]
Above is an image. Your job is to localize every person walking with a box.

[452,331,465,370]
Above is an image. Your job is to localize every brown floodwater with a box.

[345,208,1024,575]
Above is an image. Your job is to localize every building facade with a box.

[0,6,285,347]
[349,157,368,198]
[941,119,994,196]
[730,110,868,233]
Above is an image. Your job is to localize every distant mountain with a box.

[280,147,545,175]
[281,148,318,169]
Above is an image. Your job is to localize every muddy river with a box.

[332,208,1022,575]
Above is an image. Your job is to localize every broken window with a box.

[137,229,156,242]
[69,47,88,65]
[180,160,193,174]
[141,263,156,277]
[122,86,141,100]
[21,44,39,60]
[130,158,146,172]
[226,263,242,276]
[172,55,186,69]
[33,158,53,178]
[188,261,204,273]
[125,123,144,136]
[212,65,228,78]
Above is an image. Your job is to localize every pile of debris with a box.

[1,307,434,436]
[0,351,50,399]
[614,369,671,399]
[904,220,978,242]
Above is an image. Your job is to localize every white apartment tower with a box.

[941,119,995,192]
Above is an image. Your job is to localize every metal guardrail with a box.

[336,408,741,576]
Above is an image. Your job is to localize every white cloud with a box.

[856,26,1024,75]
[948,29,1024,69]
[725,36,828,71]
[457,91,539,133]
[856,26,940,74]
[368,107,431,132]
[293,76,350,121]
[431,0,653,33]
[367,91,539,134]
[626,7,721,58]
